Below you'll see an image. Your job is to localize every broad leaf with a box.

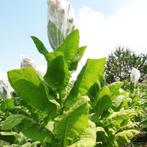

[68,121,96,147]
[53,97,89,147]
[112,95,126,108]
[96,95,112,118]
[2,114,25,130]
[31,36,48,56]
[115,129,139,146]
[44,51,70,91]
[69,46,86,71]
[2,114,52,143]
[20,119,52,143]
[105,109,136,129]
[109,82,123,94]
[98,86,111,99]
[96,127,108,144]
[8,68,57,117]
[88,81,101,101]
[94,86,111,108]
[56,29,79,66]
[65,58,106,107]
[95,86,112,118]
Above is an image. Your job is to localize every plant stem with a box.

[59,92,64,114]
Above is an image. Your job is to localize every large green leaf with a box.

[96,95,112,118]
[109,82,123,94]
[98,86,111,99]
[56,29,80,66]
[44,51,70,91]
[105,109,136,130]
[31,36,48,57]
[94,86,111,106]
[112,95,127,109]
[53,97,89,147]
[115,129,139,146]
[8,68,57,117]
[1,114,25,130]
[65,58,106,107]
[94,86,112,118]
[69,46,86,71]
[96,127,108,144]
[20,119,52,143]
[68,121,96,147]
[2,114,52,143]
[112,89,131,110]
[88,81,101,102]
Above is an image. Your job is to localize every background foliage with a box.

[105,46,147,83]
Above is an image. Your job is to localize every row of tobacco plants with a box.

[0,29,147,147]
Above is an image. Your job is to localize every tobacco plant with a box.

[1,0,146,146]
[1,30,97,146]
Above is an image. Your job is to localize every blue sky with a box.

[0,0,49,73]
[0,0,147,75]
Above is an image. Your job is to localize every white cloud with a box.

[77,0,147,62]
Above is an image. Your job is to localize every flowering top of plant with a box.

[48,0,75,50]
[130,67,140,83]
[0,80,8,99]
[20,56,36,69]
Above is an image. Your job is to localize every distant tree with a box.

[105,46,147,83]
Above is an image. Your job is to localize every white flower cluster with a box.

[20,56,46,77]
[47,0,75,50]
[0,80,8,99]
[130,68,140,83]
[20,56,36,69]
